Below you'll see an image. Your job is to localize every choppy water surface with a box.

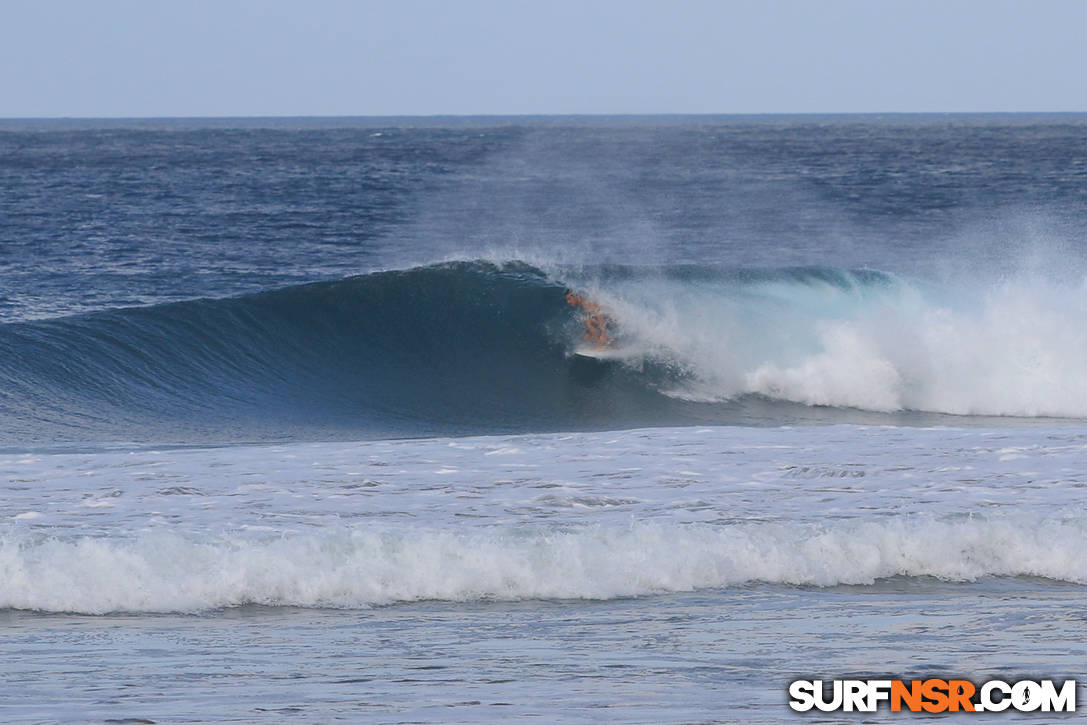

[3,426,1086,721]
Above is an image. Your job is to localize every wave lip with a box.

[3,259,1087,444]
[3,516,1084,614]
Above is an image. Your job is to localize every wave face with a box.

[3,516,1084,614]
[0,261,590,442]
[3,260,1087,443]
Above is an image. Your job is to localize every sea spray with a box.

[577,265,1087,416]
[4,261,1087,445]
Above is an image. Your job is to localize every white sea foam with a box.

[3,516,1084,614]
[593,271,1087,417]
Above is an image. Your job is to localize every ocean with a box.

[1,115,1086,722]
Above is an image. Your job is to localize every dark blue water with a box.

[4,115,1087,444]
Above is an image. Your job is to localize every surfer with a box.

[565,290,612,349]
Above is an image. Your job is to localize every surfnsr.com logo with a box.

[788,679,1076,713]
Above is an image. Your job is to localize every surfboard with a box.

[572,346,635,361]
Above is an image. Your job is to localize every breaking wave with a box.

[3,516,1084,614]
[2,259,1086,444]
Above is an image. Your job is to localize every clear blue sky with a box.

[2,0,1084,117]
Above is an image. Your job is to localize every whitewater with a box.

[5,261,1087,447]
[4,423,1086,721]
[3,115,1087,722]
[4,425,1087,613]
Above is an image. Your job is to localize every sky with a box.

[2,0,1085,118]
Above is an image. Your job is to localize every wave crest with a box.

[3,516,1084,613]
[3,260,1087,443]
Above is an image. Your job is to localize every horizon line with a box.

[3,110,1087,122]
